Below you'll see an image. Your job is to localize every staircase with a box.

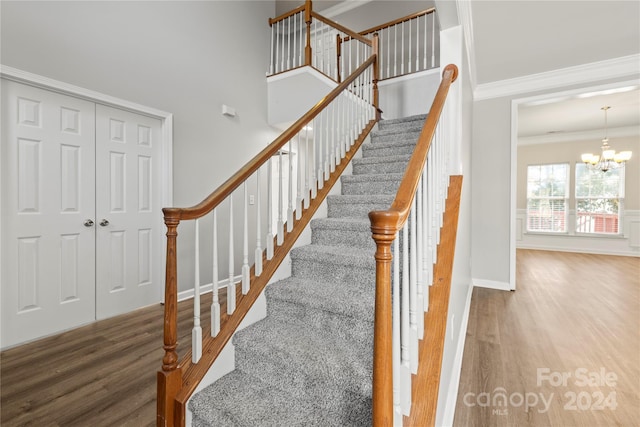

[189,115,426,426]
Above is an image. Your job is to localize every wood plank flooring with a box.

[1,292,215,426]
[453,249,640,427]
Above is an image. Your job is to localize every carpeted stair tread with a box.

[369,130,421,146]
[190,370,344,427]
[377,114,427,130]
[311,217,375,249]
[290,243,375,268]
[327,194,394,218]
[352,154,412,175]
[232,315,372,414]
[341,173,404,196]
[266,276,375,323]
[373,121,424,136]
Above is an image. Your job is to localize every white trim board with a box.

[177,276,243,302]
[474,54,640,101]
[473,278,512,291]
[440,281,474,427]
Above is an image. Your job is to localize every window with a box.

[526,163,569,233]
[575,164,624,234]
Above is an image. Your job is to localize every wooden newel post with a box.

[157,209,182,427]
[305,0,312,66]
[369,210,399,427]
[372,33,381,121]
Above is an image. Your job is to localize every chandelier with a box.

[581,106,632,172]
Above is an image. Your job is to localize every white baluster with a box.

[392,235,402,426]
[422,167,431,312]
[408,18,412,74]
[317,115,324,190]
[305,125,312,207]
[287,140,294,232]
[330,103,336,173]
[310,119,318,198]
[393,24,398,77]
[242,182,250,294]
[424,13,428,70]
[211,209,220,336]
[293,13,297,68]
[401,21,405,75]
[431,12,436,68]
[192,218,202,363]
[277,150,284,244]
[269,23,274,75]
[266,158,274,260]
[228,194,236,314]
[255,169,263,276]
[299,12,304,66]
[409,200,419,374]
[385,27,390,79]
[280,20,285,73]
[323,110,330,181]
[415,17,420,72]
[400,221,412,415]
[287,16,291,70]
[416,176,424,334]
[296,134,303,219]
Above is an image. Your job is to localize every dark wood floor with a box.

[453,249,640,426]
[3,250,638,426]
[1,292,213,426]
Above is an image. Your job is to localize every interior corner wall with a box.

[471,75,640,287]
[436,24,473,427]
[1,0,278,291]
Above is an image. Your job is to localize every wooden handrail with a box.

[359,8,435,36]
[368,63,458,427]
[158,40,380,426]
[268,4,306,26]
[310,11,372,45]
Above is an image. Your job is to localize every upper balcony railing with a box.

[268,3,439,83]
[358,8,439,80]
[268,0,372,82]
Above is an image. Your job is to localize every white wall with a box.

[1,1,278,290]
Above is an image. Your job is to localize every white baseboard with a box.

[516,243,640,258]
[177,275,243,302]
[440,281,474,427]
[472,278,512,291]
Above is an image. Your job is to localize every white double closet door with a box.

[1,80,163,348]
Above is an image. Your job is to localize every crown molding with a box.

[518,125,640,146]
[320,0,373,19]
[474,54,640,101]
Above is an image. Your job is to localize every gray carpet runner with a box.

[189,114,426,427]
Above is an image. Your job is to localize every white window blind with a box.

[526,163,569,233]
[575,164,624,234]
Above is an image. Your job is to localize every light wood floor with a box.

[1,292,214,426]
[453,249,640,427]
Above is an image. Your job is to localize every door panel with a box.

[95,104,162,319]
[1,80,96,348]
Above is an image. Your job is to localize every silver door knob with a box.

[99,219,110,227]
[84,219,94,227]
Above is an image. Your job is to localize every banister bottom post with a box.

[157,368,182,427]
[370,210,399,427]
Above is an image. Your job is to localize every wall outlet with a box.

[249,195,255,205]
